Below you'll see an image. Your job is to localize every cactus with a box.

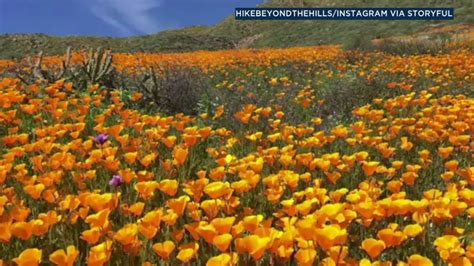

[58,46,72,79]
[24,47,72,82]
[80,47,113,84]
[26,51,45,80]
[136,66,165,105]
[13,46,116,87]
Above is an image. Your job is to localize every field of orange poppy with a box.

[0,44,473,266]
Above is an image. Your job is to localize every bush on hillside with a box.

[135,65,209,115]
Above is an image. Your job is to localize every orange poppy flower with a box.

[377,228,405,248]
[211,217,235,234]
[314,224,347,250]
[213,234,233,252]
[13,248,42,266]
[209,166,226,181]
[445,160,459,172]
[24,184,45,200]
[201,199,224,219]
[403,224,423,238]
[11,221,34,241]
[166,196,190,217]
[407,254,433,266]
[400,137,414,151]
[157,179,179,197]
[85,209,111,229]
[134,181,158,200]
[49,245,79,266]
[204,182,231,199]
[81,227,102,245]
[123,152,138,165]
[177,242,199,263]
[86,193,117,212]
[242,215,264,233]
[362,238,386,258]
[152,241,175,260]
[87,240,112,266]
[173,145,189,166]
[0,219,12,242]
[295,248,317,266]
[140,153,157,168]
[206,253,238,266]
[362,161,380,177]
[438,146,454,159]
[235,235,271,261]
[122,202,145,217]
[114,223,139,247]
[434,235,464,262]
[107,124,123,139]
[161,135,176,149]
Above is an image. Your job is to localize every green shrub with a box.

[342,35,375,51]
[374,38,451,55]
[315,72,398,125]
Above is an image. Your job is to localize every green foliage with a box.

[342,35,375,51]
[343,32,472,55]
[374,38,453,56]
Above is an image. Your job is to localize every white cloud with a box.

[87,0,162,35]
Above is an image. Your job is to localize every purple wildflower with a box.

[109,175,124,187]
[94,133,108,145]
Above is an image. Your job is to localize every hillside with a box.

[1,0,473,58]
[214,0,474,48]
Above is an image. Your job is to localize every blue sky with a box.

[0,0,262,37]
